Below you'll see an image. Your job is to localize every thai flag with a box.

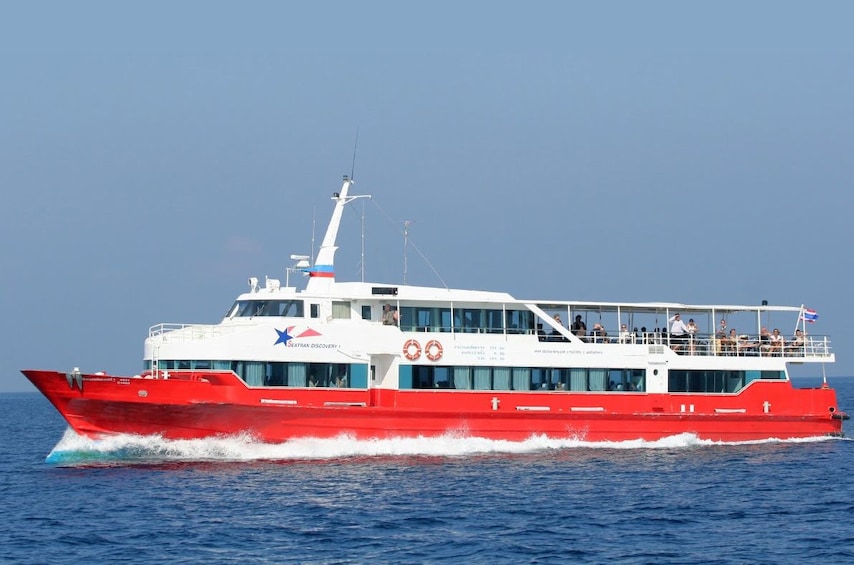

[802,308,818,323]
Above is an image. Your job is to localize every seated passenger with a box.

[788,329,806,354]
[721,329,738,354]
[758,327,772,355]
[737,333,758,355]
[769,328,784,355]
[591,323,607,343]
[550,314,568,342]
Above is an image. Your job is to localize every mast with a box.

[306,176,370,292]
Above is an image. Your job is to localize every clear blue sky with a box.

[2,1,853,392]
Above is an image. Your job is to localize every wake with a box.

[44,427,844,467]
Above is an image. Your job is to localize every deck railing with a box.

[148,323,234,342]
[148,323,831,359]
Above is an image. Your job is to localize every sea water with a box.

[1,377,852,564]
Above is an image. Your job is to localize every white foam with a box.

[44,427,845,465]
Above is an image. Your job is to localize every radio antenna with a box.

[350,127,359,180]
[402,220,414,284]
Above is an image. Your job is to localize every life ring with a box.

[425,340,443,361]
[403,339,421,361]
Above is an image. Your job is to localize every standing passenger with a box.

[668,313,690,351]
[382,304,399,326]
[572,315,587,341]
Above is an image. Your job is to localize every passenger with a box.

[555,382,566,391]
[788,329,806,354]
[738,332,758,355]
[618,324,632,344]
[591,323,607,343]
[537,323,546,342]
[758,327,772,355]
[769,328,784,355]
[640,326,648,344]
[382,304,399,326]
[721,328,738,354]
[571,315,587,340]
[668,313,690,352]
[716,319,728,339]
[686,318,698,354]
[550,314,567,341]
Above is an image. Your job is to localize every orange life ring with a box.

[425,340,443,361]
[403,339,421,361]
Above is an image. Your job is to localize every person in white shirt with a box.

[686,318,698,354]
[668,313,690,351]
[769,328,784,355]
[618,324,632,344]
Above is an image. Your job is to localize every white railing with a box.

[148,323,236,343]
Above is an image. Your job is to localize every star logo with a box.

[273,326,322,347]
[274,328,294,346]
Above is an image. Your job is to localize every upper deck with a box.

[148,283,832,363]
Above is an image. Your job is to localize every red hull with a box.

[23,369,846,443]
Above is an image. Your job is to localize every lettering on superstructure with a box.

[456,344,506,362]
[287,343,340,349]
[533,349,603,355]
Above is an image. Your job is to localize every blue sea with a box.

[2,377,853,564]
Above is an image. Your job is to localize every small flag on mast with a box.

[802,308,818,323]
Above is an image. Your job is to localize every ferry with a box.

[23,176,847,443]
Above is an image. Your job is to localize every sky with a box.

[2,1,853,392]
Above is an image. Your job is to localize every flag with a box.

[802,308,818,323]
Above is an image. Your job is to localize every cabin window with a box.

[310,304,319,318]
[399,307,415,331]
[486,310,504,333]
[416,307,433,331]
[505,310,534,335]
[361,305,372,320]
[332,301,351,319]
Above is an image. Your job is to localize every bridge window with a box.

[226,300,304,318]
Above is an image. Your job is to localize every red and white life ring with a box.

[403,339,421,361]
[425,340,443,362]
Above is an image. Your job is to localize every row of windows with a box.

[401,366,646,392]
[668,370,784,393]
[224,299,541,334]
[396,307,536,334]
[147,360,784,393]
[226,300,306,318]
[149,360,368,388]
